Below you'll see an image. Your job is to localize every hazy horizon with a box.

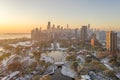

[0,0,120,33]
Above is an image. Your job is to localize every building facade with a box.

[80,26,88,42]
[106,31,117,53]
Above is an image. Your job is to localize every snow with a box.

[81,75,91,80]
[41,55,54,63]
[76,55,85,63]
[1,71,20,80]
[115,73,120,79]
[44,66,55,75]
[2,54,17,67]
[21,56,35,66]
[2,58,9,67]
[55,62,64,65]
[9,41,32,47]
[101,58,113,71]
[24,75,32,80]
[61,65,76,78]
[2,54,35,68]
[57,48,67,51]
[48,43,67,51]
[104,63,113,71]
[16,77,26,80]
[9,71,20,77]
[101,58,109,64]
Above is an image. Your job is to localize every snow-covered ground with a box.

[104,63,113,71]
[115,73,120,79]
[101,58,109,64]
[2,54,17,67]
[9,41,32,47]
[101,58,113,71]
[76,55,85,63]
[54,62,64,65]
[81,75,91,80]
[21,56,35,66]
[41,55,54,63]
[1,71,20,80]
[61,63,77,78]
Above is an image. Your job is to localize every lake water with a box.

[0,34,31,40]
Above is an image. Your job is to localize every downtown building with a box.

[80,26,88,42]
[106,31,117,53]
[91,33,100,47]
[31,21,80,42]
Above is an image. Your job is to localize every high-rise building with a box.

[91,33,100,47]
[52,24,55,29]
[75,28,79,39]
[47,21,51,30]
[106,31,117,53]
[80,26,88,42]
[57,25,60,29]
[67,24,69,29]
[88,24,90,29]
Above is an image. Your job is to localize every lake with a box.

[0,34,30,40]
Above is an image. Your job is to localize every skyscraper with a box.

[106,31,117,53]
[80,26,88,42]
[47,21,51,30]
[67,24,68,29]
[91,33,100,47]
[88,24,90,29]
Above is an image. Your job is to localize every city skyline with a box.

[0,0,120,33]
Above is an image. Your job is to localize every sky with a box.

[0,0,120,33]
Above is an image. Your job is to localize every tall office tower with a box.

[80,26,88,42]
[106,31,117,53]
[57,25,60,29]
[39,27,42,31]
[75,28,78,39]
[52,24,55,29]
[91,33,99,47]
[87,24,91,39]
[31,29,35,40]
[67,24,68,29]
[96,30,100,43]
[47,21,51,30]
[88,24,90,29]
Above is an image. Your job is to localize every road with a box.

[51,68,74,80]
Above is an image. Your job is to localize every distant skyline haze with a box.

[0,0,120,33]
